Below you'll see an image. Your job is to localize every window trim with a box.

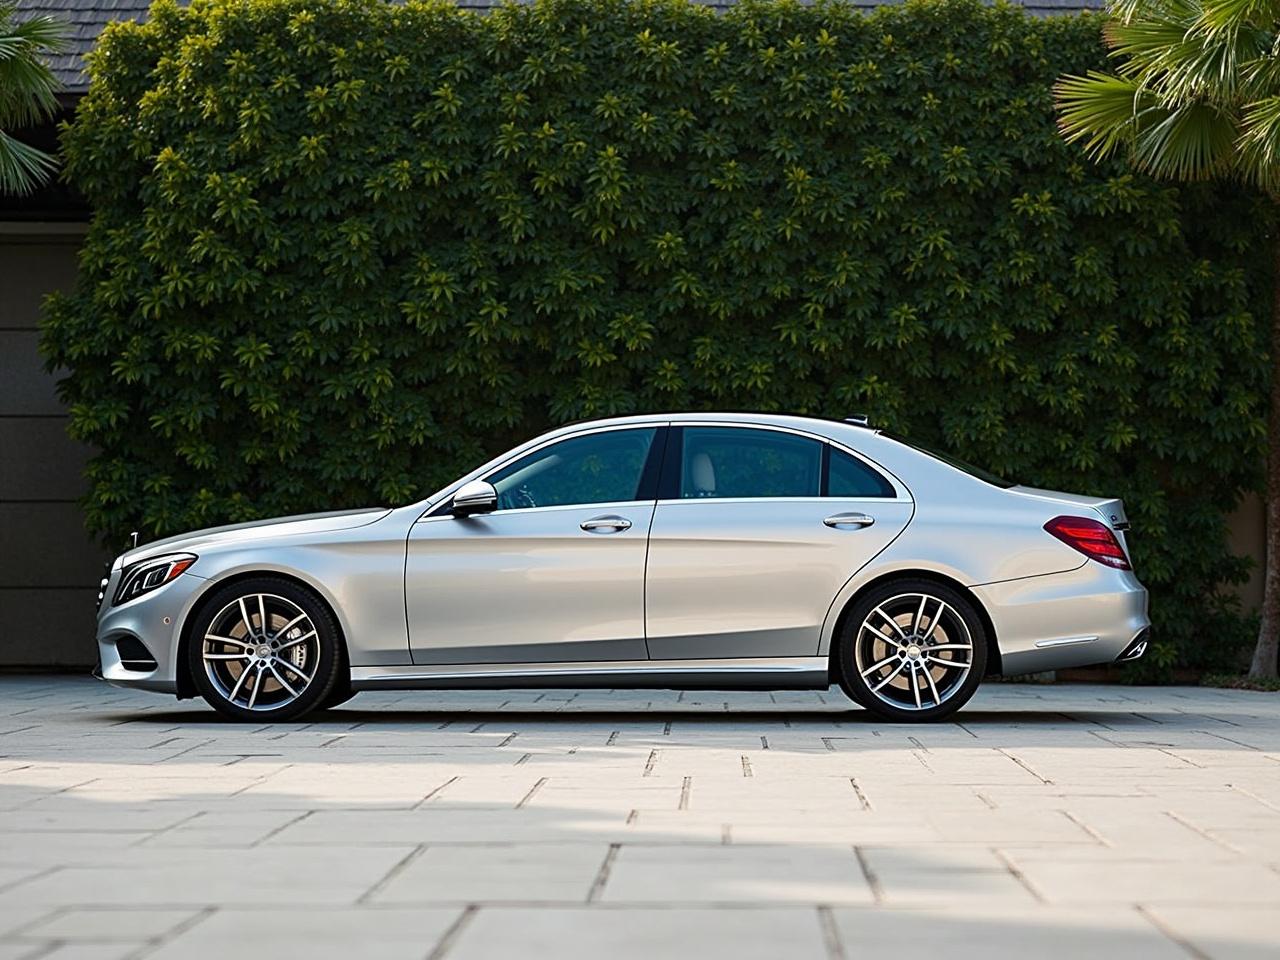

[657,421,908,504]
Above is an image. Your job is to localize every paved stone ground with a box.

[0,677,1278,959]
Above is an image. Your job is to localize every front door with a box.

[406,426,663,665]
[644,425,913,660]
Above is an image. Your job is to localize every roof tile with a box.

[13,0,1106,93]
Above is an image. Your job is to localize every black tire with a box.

[187,577,342,722]
[319,684,358,710]
[835,578,988,722]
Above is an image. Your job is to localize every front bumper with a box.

[973,561,1150,676]
[95,570,209,694]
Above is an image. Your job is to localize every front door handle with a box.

[824,512,875,529]
[581,515,632,533]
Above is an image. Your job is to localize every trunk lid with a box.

[1008,486,1130,549]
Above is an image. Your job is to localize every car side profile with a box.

[94,413,1150,722]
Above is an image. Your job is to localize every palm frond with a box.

[0,13,68,58]
[1105,0,1267,105]
[0,8,64,129]
[0,128,57,195]
[1107,0,1202,28]
[1238,94,1280,186]
[1197,0,1280,34]
[1165,21,1270,102]
[0,49,60,125]
[1131,98,1240,178]
[1055,72,1155,162]
[1240,49,1280,100]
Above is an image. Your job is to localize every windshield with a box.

[887,433,1016,489]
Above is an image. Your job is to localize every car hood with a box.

[118,507,391,569]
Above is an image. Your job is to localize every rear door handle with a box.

[581,515,632,533]
[824,512,875,528]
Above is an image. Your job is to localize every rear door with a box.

[644,424,913,660]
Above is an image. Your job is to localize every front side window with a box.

[680,427,822,499]
[488,428,657,510]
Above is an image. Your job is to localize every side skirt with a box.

[349,657,830,692]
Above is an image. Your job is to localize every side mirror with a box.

[451,479,498,516]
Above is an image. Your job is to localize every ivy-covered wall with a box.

[42,0,1270,675]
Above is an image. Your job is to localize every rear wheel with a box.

[188,577,341,722]
[836,579,988,722]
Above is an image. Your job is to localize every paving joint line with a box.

[516,777,548,808]
[587,843,621,902]
[413,775,460,809]
[1134,904,1211,960]
[852,847,883,904]
[359,843,428,904]
[998,748,1053,785]
[1164,810,1244,855]
[816,904,848,960]
[253,809,314,847]
[992,848,1046,903]
[124,905,217,960]
[425,904,478,960]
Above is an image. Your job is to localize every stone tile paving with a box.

[0,676,1277,958]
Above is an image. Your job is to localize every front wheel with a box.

[188,577,342,722]
[836,579,988,722]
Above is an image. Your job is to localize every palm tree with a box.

[0,1,66,196]
[1055,0,1280,680]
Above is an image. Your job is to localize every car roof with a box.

[559,411,872,433]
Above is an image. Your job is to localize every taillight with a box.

[1043,516,1131,570]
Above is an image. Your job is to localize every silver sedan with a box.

[94,413,1149,722]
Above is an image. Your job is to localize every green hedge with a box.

[43,0,1269,675]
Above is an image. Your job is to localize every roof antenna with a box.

[844,413,870,427]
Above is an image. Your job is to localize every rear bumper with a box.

[973,562,1149,675]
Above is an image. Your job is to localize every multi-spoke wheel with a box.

[836,579,988,722]
[187,578,342,722]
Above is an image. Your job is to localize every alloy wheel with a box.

[201,593,319,712]
[852,591,975,712]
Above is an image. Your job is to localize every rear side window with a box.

[680,427,822,499]
[827,448,895,498]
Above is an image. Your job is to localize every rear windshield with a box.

[887,434,1016,489]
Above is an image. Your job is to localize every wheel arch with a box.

[175,569,350,700]
[824,568,1002,683]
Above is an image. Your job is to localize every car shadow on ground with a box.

[104,706,1191,728]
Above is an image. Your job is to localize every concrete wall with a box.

[1,225,110,667]
[1228,492,1265,614]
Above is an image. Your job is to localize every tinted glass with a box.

[680,427,821,499]
[827,448,895,498]
[886,433,1015,488]
[488,428,656,510]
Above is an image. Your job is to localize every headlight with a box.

[113,553,197,606]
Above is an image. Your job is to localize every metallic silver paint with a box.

[95,412,1151,705]
[406,501,654,664]
[645,497,913,658]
